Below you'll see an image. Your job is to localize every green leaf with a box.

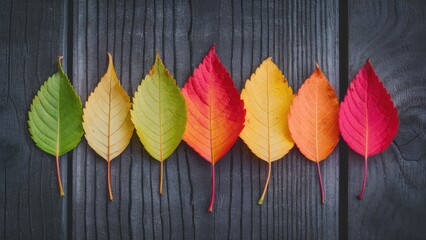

[28,57,83,196]
[131,53,187,194]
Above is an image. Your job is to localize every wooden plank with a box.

[72,0,340,239]
[347,0,426,239]
[0,0,68,239]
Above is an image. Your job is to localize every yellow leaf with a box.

[83,53,134,200]
[240,58,294,204]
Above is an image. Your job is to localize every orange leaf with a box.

[288,65,339,203]
[182,45,245,212]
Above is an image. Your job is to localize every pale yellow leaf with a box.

[82,53,134,200]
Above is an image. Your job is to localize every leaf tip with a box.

[311,64,327,83]
[155,51,163,65]
[107,52,113,63]
[363,58,372,69]
[105,52,118,81]
[364,59,376,76]
[207,44,217,57]
[315,63,322,72]
[57,56,65,73]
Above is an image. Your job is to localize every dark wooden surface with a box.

[72,0,339,239]
[0,0,424,239]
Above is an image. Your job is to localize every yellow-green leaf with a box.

[83,53,134,200]
[240,58,294,204]
[131,53,187,194]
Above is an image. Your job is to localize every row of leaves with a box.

[28,45,398,212]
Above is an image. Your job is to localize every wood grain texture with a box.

[72,0,339,239]
[2,0,425,239]
[348,0,426,239]
[0,0,68,239]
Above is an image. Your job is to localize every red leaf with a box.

[339,60,398,200]
[182,45,245,212]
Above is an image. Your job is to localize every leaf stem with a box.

[208,164,215,213]
[358,155,368,200]
[316,161,325,204]
[56,154,64,197]
[108,160,113,201]
[160,161,164,195]
[258,161,271,205]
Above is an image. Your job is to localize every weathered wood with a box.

[0,0,68,239]
[347,0,426,239]
[72,0,339,239]
[7,0,426,239]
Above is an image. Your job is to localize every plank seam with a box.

[65,0,74,238]
[338,0,349,239]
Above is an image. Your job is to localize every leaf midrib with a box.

[208,72,214,164]
[315,77,319,162]
[56,77,61,158]
[108,71,112,162]
[365,75,369,157]
[158,69,163,161]
[266,64,271,164]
